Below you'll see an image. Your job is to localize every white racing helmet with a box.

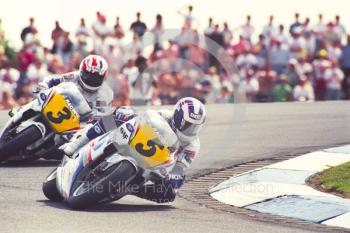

[171,97,206,141]
[79,55,108,92]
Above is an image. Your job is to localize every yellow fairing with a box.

[42,93,80,133]
[130,124,171,167]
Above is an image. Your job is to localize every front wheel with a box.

[42,169,63,202]
[67,160,136,210]
[0,125,42,162]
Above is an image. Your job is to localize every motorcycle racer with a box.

[60,97,206,203]
[39,54,113,118]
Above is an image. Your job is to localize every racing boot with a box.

[60,127,90,157]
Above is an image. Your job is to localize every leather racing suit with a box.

[62,106,200,203]
[40,71,114,118]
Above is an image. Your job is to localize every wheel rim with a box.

[72,162,123,197]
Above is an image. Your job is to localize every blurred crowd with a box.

[0,6,350,109]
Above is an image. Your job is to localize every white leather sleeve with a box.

[157,108,200,176]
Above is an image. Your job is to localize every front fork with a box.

[0,100,38,139]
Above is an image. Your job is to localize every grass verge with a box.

[307,161,350,198]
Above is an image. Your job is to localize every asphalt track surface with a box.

[1,101,350,233]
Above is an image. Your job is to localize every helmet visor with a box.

[81,70,104,88]
[173,110,202,137]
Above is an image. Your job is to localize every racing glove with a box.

[164,174,185,190]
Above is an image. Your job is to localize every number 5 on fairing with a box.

[130,124,172,167]
[135,140,165,157]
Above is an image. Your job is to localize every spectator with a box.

[236,47,257,70]
[127,56,157,106]
[26,57,49,83]
[114,65,130,106]
[203,66,221,103]
[75,18,90,38]
[340,35,350,98]
[262,15,277,43]
[3,11,350,108]
[313,14,326,39]
[151,14,164,50]
[0,45,8,66]
[222,22,233,48]
[0,62,20,91]
[289,27,306,59]
[255,66,276,102]
[239,68,259,102]
[240,15,254,43]
[68,51,82,71]
[324,61,344,100]
[130,12,147,39]
[51,21,64,50]
[125,34,143,59]
[158,73,179,105]
[204,18,214,37]
[302,17,312,35]
[53,32,74,65]
[162,39,179,73]
[0,84,16,109]
[215,83,234,103]
[180,69,197,97]
[313,14,326,53]
[273,74,292,101]
[75,18,90,52]
[194,80,212,104]
[177,5,195,28]
[327,41,342,62]
[113,17,125,40]
[20,17,38,42]
[313,50,331,100]
[92,11,110,52]
[208,24,224,68]
[232,35,250,55]
[47,54,64,74]
[189,33,207,69]
[204,18,215,66]
[325,21,339,45]
[0,19,3,42]
[175,25,195,60]
[285,58,301,87]
[289,13,302,36]
[103,38,124,74]
[17,43,35,73]
[252,34,268,69]
[293,75,315,101]
[16,79,33,105]
[298,57,313,75]
[274,24,289,47]
[304,30,316,58]
[334,15,346,44]
[270,39,290,74]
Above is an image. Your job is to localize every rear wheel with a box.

[42,169,63,202]
[67,160,136,210]
[0,126,42,162]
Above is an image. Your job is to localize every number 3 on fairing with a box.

[46,107,72,124]
[135,140,164,157]
[42,92,80,133]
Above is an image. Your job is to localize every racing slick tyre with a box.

[67,160,136,210]
[42,169,63,202]
[0,125,42,162]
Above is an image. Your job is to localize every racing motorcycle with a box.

[0,82,92,162]
[42,109,178,210]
